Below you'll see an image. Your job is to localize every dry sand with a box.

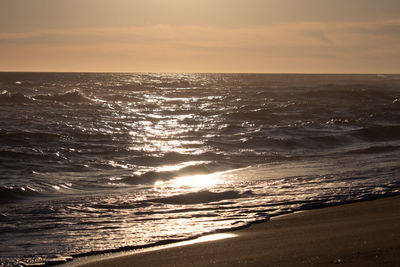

[68,195,400,267]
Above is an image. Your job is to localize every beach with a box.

[67,195,400,267]
[1,0,400,264]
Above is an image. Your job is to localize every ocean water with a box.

[0,73,399,266]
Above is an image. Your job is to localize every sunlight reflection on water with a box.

[154,172,223,191]
[165,233,237,248]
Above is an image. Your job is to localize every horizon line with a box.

[0,70,399,75]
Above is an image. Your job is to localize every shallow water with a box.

[0,73,399,266]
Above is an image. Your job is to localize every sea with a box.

[0,73,399,266]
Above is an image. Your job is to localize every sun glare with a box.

[165,233,237,248]
[154,172,223,191]
[172,173,222,188]
[156,161,210,172]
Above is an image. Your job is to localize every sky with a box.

[1,0,400,73]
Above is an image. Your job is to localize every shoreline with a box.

[64,195,400,267]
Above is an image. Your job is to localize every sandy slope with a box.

[69,195,400,267]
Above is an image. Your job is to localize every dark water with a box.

[0,73,399,266]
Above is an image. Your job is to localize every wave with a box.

[147,190,251,205]
[0,130,60,142]
[120,162,214,185]
[0,90,92,105]
[210,133,351,151]
[348,145,399,154]
[34,90,91,102]
[102,94,139,102]
[0,90,34,104]
[301,84,396,100]
[228,125,400,150]
[0,186,40,204]
[352,125,400,142]
[155,80,191,88]
[225,109,281,122]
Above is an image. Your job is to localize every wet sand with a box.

[69,195,400,267]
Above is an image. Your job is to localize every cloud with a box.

[1,20,400,72]
[356,19,400,38]
[0,31,42,41]
[1,20,399,47]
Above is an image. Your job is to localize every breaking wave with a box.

[0,90,34,103]
[33,90,91,102]
[0,90,91,104]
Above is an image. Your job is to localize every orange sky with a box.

[1,0,400,73]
